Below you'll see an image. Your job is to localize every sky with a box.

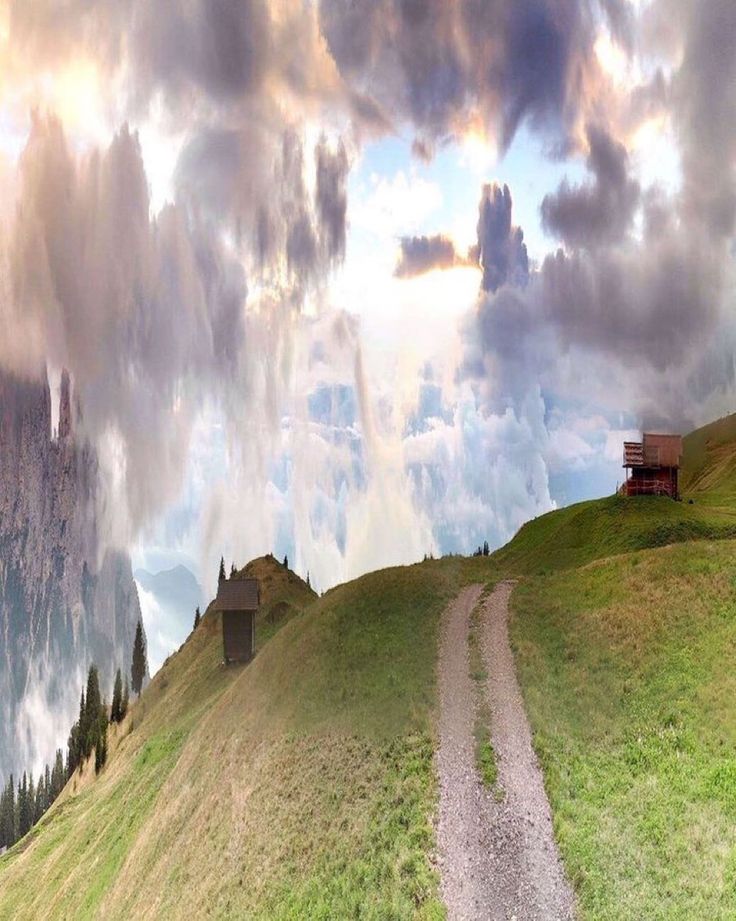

[0,0,735,666]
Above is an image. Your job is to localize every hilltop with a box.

[231,554,318,645]
[494,416,736,575]
[4,413,736,918]
[680,413,736,502]
[0,553,489,919]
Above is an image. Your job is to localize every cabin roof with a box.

[214,577,259,611]
[623,433,682,469]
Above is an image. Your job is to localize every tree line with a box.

[0,620,147,852]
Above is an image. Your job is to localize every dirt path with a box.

[436,581,575,921]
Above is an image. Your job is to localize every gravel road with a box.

[436,581,576,921]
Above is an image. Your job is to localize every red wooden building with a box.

[622,433,683,499]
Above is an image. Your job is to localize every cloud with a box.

[475,183,529,293]
[394,181,530,289]
[2,115,248,538]
[319,0,600,152]
[541,122,640,247]
[394,234,464,278]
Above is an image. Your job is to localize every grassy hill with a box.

[503,412,736,918]
[493,493,736,575]
[680,413,736,503]
[511,540,736,919]
[231,554,318,646]
[0,555,492,920]
[6,412,736,918]
[493,415,736,575]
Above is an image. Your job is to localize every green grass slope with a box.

[0,555,492,920]
[493,494,736,575]
[511,541,736,920]
[232,554,318,646]
[493,413,736,575]
[502,412,736,918]
[7,412,736,919]
[680,413,736,503]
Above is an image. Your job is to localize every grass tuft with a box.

[467,586,501,796]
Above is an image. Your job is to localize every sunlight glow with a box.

[46,58,106,140]
[594,32,630,88]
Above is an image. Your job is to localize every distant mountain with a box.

[0,367,143,782]
[134,565,203,672]
[134,565,202,617]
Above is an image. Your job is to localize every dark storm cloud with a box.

[530,0,736,382]
[131,0,272,103]
[541,123,640,247]
[475,183,529,293]
[538,229,721,371]
[320,0,598,151]
[394,234,464,278]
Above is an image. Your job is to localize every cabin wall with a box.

[222,609,255,663]
[625,466,679,498]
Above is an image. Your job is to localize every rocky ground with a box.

[436,581,575,921]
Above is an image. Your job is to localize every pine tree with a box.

[121,679,130,720]
[27,774,35,828]
[218,556,226,582]
[18,772,31,838]
[283,554,288,569]
[0,776,14,848]
[66,721,80,776]
[306,571,310,589]
[44,764,51,812]
[131,620,147,697]
[193,606,201,630]
[76,688,86,765]
[52,750,65,799]
[483,540,489,556]
[230,562,236,577]
[111,668,123,723]
[34,771,45,822]
[95,722,108,774]
[84,666,102,759]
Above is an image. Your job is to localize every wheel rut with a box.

[436,581,576,921]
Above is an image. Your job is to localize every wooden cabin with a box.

[214,577,260,664]
[622,433,682,499]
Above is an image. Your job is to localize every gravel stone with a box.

[436,581,576,921]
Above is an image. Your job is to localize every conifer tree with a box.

[76,688,86,764]
[84,666,102,758]
[121,679,130,720]
[95,722,108,774]
[111,668,123,723]
[193,606,201,630]
[131,620,147,697]
[35,770,46,821]
[306,571,310,589]
[66,721,80,776]
[52,750,65,799]
[230,562,237,577]
[44,764,51,812]
[0,776,14,848]
[27,774,35,827]
[218,556,226,581]
[18,772,31,838]
[283,554,288,569]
